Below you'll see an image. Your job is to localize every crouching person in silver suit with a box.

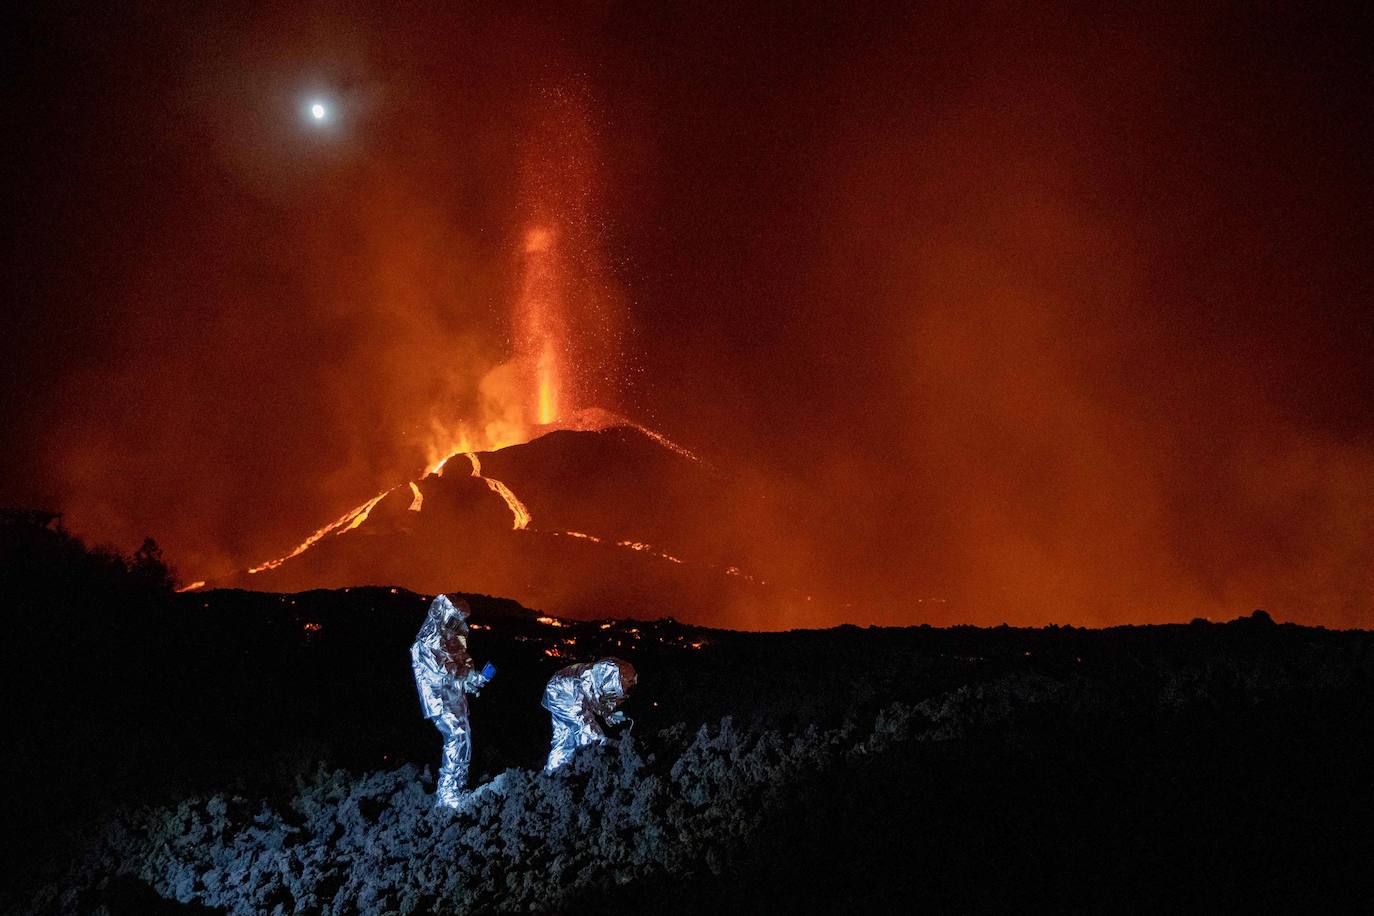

[541,657,637,772]
[410,595,493,808]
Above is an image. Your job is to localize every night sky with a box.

[4,2,1371,627]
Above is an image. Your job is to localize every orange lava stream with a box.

[625,422,701,464]
[342,493,387,531]
[408,481,423,512]
[617,539,685,564]
[553,530,686,565]
[176,580,206,593]
[248,489,392,574]
[465,452,532,530]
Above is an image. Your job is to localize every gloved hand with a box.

[606,710,626,726]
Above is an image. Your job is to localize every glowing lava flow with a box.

[238,421,694,581]
[618,540,685,564]
[552,530,684,565]
[248,489,393,574]
[625,422,701,464]
[465,452,531,530]
[176,580,206,593]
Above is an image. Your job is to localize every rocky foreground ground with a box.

[3,518,1372,912]
[9,592,1372,913]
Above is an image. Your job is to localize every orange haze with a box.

[5,4,1371,629]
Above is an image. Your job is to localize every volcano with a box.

[222,425,801,628]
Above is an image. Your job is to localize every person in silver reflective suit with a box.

[410,594,491,808]
[541,657,637,772]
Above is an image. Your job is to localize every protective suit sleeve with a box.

[461,668,488,694]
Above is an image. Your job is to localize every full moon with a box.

[310,102,327,121]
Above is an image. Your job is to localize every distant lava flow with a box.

[463,451,531,530]
[546,530,684,565]
[248,489,396,575]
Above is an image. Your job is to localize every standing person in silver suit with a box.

[541,657,637,772]
[410,594,493,808]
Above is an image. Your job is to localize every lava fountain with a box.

[520,226,564,426]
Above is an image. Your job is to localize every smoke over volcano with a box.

[5,4,1372,628]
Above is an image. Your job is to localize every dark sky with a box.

[4,2,1372,626]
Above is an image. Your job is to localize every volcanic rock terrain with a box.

[7,512,1372,913]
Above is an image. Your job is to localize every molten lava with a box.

[617,540,685,565]
[248,488,394,575]
[465,452,531,530]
